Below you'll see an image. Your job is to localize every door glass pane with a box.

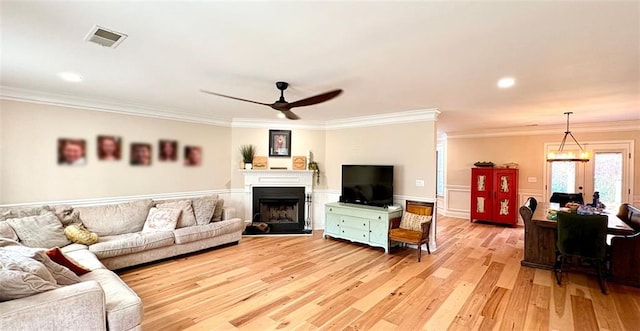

[551,162,576,193]
[593,152,623,208]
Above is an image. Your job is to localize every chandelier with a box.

[546,112,590,162]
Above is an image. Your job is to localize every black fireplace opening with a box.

[248,186,309,234]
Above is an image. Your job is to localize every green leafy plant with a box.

[239,144,255,163]
[309,161,320,184]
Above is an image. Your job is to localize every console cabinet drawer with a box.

[324,202,402,253]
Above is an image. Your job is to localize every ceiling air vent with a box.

[84,25,127,48]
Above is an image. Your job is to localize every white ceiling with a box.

[1,1,638,133]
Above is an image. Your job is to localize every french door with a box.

[545,141,633,209]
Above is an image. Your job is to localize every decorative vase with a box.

[244,163,253,170]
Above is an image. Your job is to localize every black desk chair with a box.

[550,192,584,206]
[554,212,609,294]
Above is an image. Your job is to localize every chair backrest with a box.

[557,212,608,260]
[519,197,537,224]
[550,192,584,206]
[405,200,434,216]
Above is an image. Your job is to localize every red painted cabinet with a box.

[470,168,519,226]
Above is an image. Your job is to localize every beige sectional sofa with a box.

[0,195,244,330]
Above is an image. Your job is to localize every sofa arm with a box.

[0,280,106,331]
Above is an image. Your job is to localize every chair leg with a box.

[426,242,431,255]
[596,261,607,294]
[418,245,422,262]
[554,255,564,285]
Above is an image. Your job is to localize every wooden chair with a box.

[389,200,434,262]
[554,211,609,294]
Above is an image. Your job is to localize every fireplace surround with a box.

[241,170,314,235]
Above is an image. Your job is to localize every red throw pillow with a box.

[45,247,90,276]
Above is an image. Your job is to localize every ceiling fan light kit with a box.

[201,81,342,120]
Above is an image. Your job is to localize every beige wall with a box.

[447,128,640,200]
[0,100,231,204]
[325,121,437,199]
[229,127,327,189]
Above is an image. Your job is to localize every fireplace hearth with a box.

[246,186,311,235]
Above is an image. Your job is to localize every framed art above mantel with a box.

[269,129,291,157]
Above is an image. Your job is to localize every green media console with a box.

[324,202,403,253]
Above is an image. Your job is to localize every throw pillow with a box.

[211,199,225,222]
[64,224,99,245]
[6,212,71,248]
[2,244,80,286]
[51,205,82,226]
[142,207,182,232]
[0,221,19,241]
[192,195,218,225]
[399,212,432,232]
[0,249,59,301]
[155,200,196,228]
[46,247,90,276]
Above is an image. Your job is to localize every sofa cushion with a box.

[192,195,218,225]
[156,200,197,228]
[89,232,175,259]
[75,199,154,236]
[0,205,50,222]
[46,247,90,276]
[63,247,105,271]
[6,212,71,248]
[212,199,225,222]
[64,224,99,245]
[81,268,143,331]
[142,207,181,232]
[173,218,245,244]
[0,221,18,241]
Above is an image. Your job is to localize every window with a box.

[436,148,444,196]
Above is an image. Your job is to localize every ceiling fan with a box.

[201,81,342,120]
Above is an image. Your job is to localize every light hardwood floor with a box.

[118,215,640,330]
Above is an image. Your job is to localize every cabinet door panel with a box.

[325,211,340,235]
[493,169,518,224]
[340,226,369,242]
[471,168,493,220]
[369,219,388,245]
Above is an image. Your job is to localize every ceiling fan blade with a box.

[200,89,271,107]
[281,110,300,120]
[287,89,343,109]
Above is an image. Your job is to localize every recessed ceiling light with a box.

[497,77,515,88]
[277,113,286,119]
[58,72,83,83]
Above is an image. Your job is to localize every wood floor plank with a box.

[116,215,640,330]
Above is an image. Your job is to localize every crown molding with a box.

[0,86,230,127]
[324,108,440,130]
[446,120,640,139]
[2,86,440,130]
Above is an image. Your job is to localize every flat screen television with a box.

[340,165,394,208]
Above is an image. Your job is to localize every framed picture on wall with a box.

[269,129,291,157]
[159,139,178,162]
[130,143,152,166]
[184,145,202,166]
[97,135,121,161]
[58,138,86,166]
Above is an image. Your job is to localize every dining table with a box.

[521,203,634,270]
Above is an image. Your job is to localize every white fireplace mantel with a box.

[241,170,315,223]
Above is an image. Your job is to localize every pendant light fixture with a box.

[546,112,590,162]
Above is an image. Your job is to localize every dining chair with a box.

[550,192,584,206]
[554,211,609,294]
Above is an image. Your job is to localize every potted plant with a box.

[240,144,255,170]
